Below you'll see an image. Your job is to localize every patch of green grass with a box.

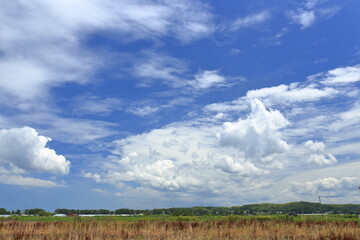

[2,214,359,223]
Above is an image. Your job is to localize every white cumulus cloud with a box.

[303,140,337,166]
[291,176,359,195]
[219,99,290,163]
[84,99,307,202]
[0,126,70,174]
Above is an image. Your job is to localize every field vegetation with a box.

[1,215,360,239]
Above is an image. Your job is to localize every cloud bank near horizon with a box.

[84,64,360,206]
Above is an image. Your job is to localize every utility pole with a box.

[318,196,323,217]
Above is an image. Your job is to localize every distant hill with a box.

[229,201,360,215]
[53,202,360,216]
[146,202,360,215]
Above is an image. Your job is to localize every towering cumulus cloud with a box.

[0,126,70,174]
[219,99,290,163]
[84,99,293,199]
[84,95,341,206]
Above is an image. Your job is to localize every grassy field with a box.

[1,215,359,239]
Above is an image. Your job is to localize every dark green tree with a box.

[0,208,10,215]
[25,208,46,215]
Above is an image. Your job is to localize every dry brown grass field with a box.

[0,216,359,239]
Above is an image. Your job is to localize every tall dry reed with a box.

[0,218,359,239]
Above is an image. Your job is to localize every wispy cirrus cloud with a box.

[309,64,360,85]
[288,0,341,29]
[290,10,316,29]
[0,111,119,144]
[246,83,338,106]
[229,10,271,32]
[189,70,228,89]
[0,0,214,109]
[127,97,194,117]
[131,51,188,88]
[72,96,123,116]
[207,65,359,114]
[131,51,243,91]
[0,174,63,188]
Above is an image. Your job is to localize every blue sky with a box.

[1,0,360,211]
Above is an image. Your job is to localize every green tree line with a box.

[54,202,360,215]
[2,202,360,216]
